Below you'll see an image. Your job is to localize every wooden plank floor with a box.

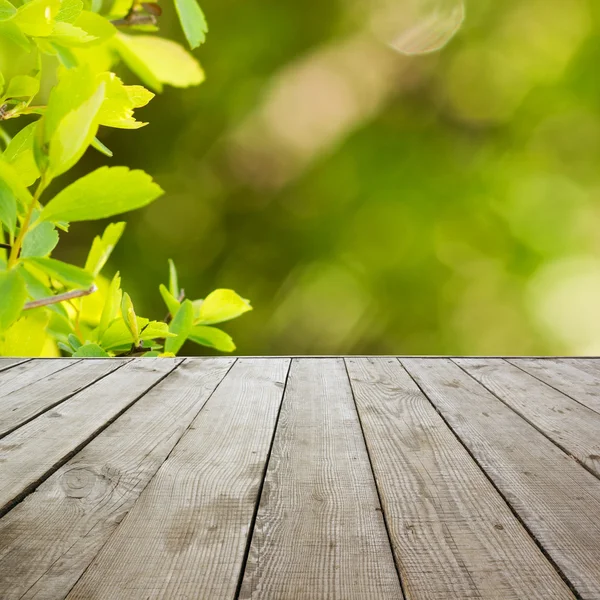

[0,358,598,600]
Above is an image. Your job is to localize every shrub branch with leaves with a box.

[0,0,251,357]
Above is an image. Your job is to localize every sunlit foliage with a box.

[0,0,251,356]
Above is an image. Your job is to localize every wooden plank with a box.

[66,358,290,600]
[0,359,79,399]
[560,358,600,377]
[402,358,600,600]
[0,359,124,438]
[506,358,600,415]
[0,358,30,373]
[346,357,575,600]
[240,358,402,600]
[0,358,180,517]
[0,357,235,600]
[456,358,600,477]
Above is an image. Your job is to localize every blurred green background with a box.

[59,0,600,355]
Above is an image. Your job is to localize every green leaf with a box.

[159,282,180,317]
[0,179,17,236]
[189,324,235,352]
[41,166,163,223]
[74,10,116,42]
[140,320,172,340]
[0,20,32,50]
[24,256,94,288]
[67,332,82,349]
[165,298,193,354]
[0,0,17,21]
[97,73,154,129]
[120,291,139,345]
[3,75,39,100]
[21,221,59,257]
[114,33,204,93]
[99,316,172,351]
[13,0,60,37]
[48,81,105,177]
[84,221,125,276]
[39,65,105,178]
[0,269,27,332]
[3,122,41,187]
[173,0,207,49]
[56,0,83,22]
[196,289,252,325]
[49,21,97,45]
[0,157,33,209]
[97,271,121,338]
[168,258,179,298]
[73,342,109,357]
[91,136,113,157]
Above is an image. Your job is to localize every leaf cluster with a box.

[0,0,250,357]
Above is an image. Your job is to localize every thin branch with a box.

[23,285,98,311]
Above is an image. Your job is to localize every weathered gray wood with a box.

[507,359,600,415]
[403,358,600,600]
[240,358,402,600]
[0,357,235,600]
[346,357,575,600]
[0,358,180,517]
[560,358,600,377]
[456,358,600,477]
[0,358,30,373]
[0,359,79,400]
[66,358,290,600]
[0,359,124,438]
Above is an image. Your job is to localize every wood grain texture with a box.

[346,357,575,600]
[0,358,180,517]
[402,358,600,600]
[67,358,290,600]
[455,358,600,477]
[0,359,123,438]
[559,358,600,378]
[0,358,234,600]
[0,358,30,373]
[507,358,600,415]
[0,359,79,402]
[240,358,402,600]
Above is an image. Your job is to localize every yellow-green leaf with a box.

[159,283,180,317]
[189,325,235,352]
[196,289,252,325]
[56,0,83,23]
[84,221,125,276]
[114,33,204,93]
[21,221,59,257]
[120,291,139,345]
[0,0,17,21]
[97,271,122,338]
[0,269,27,332]
[2,121,41,187]
[24,256,94,288]
[173,0,207,49]
[47,80,105,177]
[13,0,60,37]
[3,75,39,99]
[165,298,193,354]
[41,166,163,222]
[0,157,33,208]
[73,342,109,357]
[97,73,153,129]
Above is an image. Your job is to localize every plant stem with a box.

[23,285,98,311]
[8,178,46,269]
